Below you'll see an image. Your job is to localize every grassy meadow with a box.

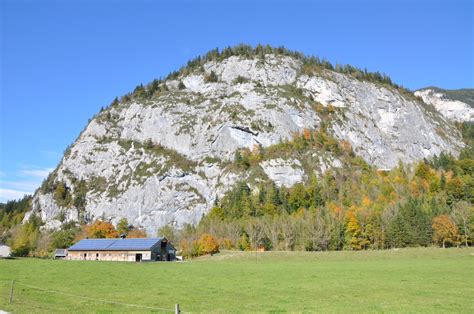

[0,247,473,313]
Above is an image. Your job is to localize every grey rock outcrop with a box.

[261,158,305,188]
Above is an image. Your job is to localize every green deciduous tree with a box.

[116,218,130,235]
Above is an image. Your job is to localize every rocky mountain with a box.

[24,46,464,235]
[414,88,474,122]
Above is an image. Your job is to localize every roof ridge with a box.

[105,239,119,249]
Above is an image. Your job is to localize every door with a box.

[135,253,142,262]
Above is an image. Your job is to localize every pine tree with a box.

[238,232,251,251]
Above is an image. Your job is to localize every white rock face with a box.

[298,72,462,168]
[414,89,474,122]
[25,54,463,233]
[205,55,300,86]
[261,159,305,188]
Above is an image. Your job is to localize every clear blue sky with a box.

[0,0,473,202]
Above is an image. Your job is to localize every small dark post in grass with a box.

[175,303,180,314]
[9,280,14,304]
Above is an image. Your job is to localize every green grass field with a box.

[1,248,473,313]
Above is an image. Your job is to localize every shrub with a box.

[53,182,72,207]
[179,238,200,258]
[221,238,234,250]
[205,71,218,83]
[198,233,219,255]
[233,76,249,84]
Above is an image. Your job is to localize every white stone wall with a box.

[67,250,152,262]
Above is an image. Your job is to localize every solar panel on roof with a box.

[68,238,163,251]
[109,238,162,250]
[68,239,115,250]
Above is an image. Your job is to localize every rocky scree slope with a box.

[25,50,463,234]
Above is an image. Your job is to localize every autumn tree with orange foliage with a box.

[432,215,460,248]
[84,220,119,239]
[198,233,219,255]
[303,128,312,140]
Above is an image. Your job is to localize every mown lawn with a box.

[0,247,473,313]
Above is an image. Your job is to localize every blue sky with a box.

[0,0,473,202]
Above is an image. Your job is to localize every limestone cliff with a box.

[24,48,463,234]
[415,88,474,122]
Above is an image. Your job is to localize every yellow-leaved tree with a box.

[198,233,219,255]
[432,215,460,248]
[345,209,370,250]
[84,220,118,239]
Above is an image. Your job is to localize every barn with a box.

[67,238,176,262]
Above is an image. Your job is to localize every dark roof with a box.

[68,238,165,251]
